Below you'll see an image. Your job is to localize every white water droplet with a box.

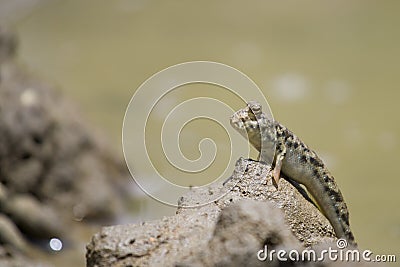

[49,238,63,251]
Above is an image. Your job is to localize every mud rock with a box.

[0,26,132,266]
[0,214,27,253]
[1,195,63,240]
[0,75,127,220]
[87,158,357,267]
[0,26,16,63]
[0,246,50,267]
[0,36,129,229]
[180,200,302,267]
[86,203,221,267]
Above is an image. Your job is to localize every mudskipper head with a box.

[230,101,263,151]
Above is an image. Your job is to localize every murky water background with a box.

[7,0,400,262]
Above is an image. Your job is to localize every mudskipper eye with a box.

[248,101,262,116]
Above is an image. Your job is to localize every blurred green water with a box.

[13,0,400,259]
